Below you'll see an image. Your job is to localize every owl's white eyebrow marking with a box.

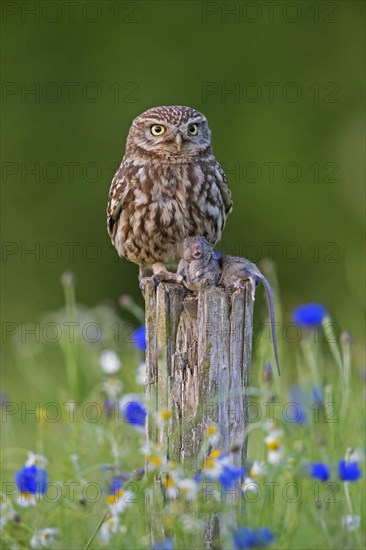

[139,118,170,125]
[181,117,204,125]
[139,117,204,128]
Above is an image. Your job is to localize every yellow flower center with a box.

[206,425,217,436]
[204,449,221,469]
[159,409,171,421]
[107,488,124,504]
[210,450,221,459]
[165,476,175,488]
[266,440,280,451]
[147,454,162,467]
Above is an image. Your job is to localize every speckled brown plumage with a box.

[107,106,232,279]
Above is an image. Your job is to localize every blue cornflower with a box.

[103,399,118,417]
[15,465,47,495]
[214,250,222,260]
[106,476,125,505]
[312,385,323,405]
[132,325,146,351]
[109,476,123,495]
[339,460,362,482]
[123,400,147,427]
[152,538,174,550]
[255,529,276,546]
[232,527,275,549]
[219,465,246,489]
[292,303,328,328]
[232,528,255,549]
[288,386,307,424]
[310,463,330,482]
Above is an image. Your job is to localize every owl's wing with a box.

[215,162,233,215]
[106,166,128,241]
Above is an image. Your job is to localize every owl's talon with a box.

[150,275,160,288]
[139,276,154,294]
[151,271,177,287]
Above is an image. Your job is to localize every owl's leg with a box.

[139,263,177,296]
[138,265,153,292]
[151,262,178,286]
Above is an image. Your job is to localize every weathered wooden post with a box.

[145,280,254,547]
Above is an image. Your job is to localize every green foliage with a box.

[1,1,364,339]
[1,275,364,550]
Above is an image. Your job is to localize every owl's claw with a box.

[151,270,178,287]
[139,277,154,295]
[139,271,178,297]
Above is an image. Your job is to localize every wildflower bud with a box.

[13,513,21,523]
[60,271,75,286]
[0,391,9,406]
[315,433,327,447]
[345,447,354,462]
[315,500,322,509]
[79,498,86,506]
[118,294,134,308]
[262,362,273,384]
[340,331,352,346]
[132,469,145,480]
[104,399,117,418]
[260,259,275,277]
[324,385,332,401]
[293,440,305,453]
[230,443,241,453]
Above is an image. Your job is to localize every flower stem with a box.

[344,482,362,547]
[83,510,109,550]
[322,317,342,373]
[319,509,333,549]
[61,274,79,399]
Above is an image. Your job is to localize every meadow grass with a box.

[1,273,364,550]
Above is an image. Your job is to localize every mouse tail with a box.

[261,276,281,376]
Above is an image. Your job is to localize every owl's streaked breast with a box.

[113,159,225,265]
[107,105,232,267]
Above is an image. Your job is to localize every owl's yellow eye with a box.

[188,124,198,136]
[150,124,166,136]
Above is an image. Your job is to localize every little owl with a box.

[107,105,232,286]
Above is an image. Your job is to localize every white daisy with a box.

[177,479,198,501]
[25,452,48,469]
[0,494,14,532]
[135,362,146,385]
[241,477,259,493]
[249,460,267,479]
[30,528,57,548]
[99,350,121,374]
[99,515,119,545]
[342,515,360,531]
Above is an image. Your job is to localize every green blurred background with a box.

[1,0,365,344]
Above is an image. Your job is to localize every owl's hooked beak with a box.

[175,133,182,152]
